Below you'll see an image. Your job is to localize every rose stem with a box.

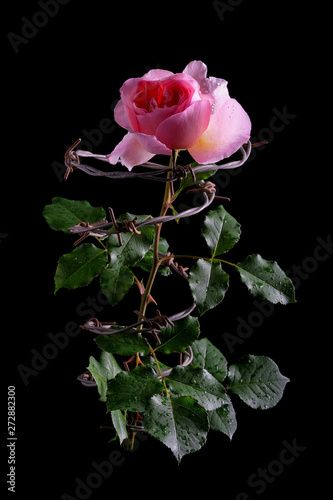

[139,152,175,319]
[127,154,175,452]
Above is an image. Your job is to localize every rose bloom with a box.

[107,60,251,170]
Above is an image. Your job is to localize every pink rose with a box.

[107,60,251,170]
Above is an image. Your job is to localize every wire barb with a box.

[64,138,82,181]
[68,210,143,246]
[175,163,197,183]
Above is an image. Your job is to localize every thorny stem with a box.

[127,155,174,451]
[139,154,175,319]
[148,342,171,393]
[71,143,256,449]
[123,152,236,450]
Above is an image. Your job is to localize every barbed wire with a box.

[64,139,252,182]
[72,140,254,406]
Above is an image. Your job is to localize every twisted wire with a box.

[65,141,252,183]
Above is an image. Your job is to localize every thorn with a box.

[134,276,157,305]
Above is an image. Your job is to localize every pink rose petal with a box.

[155,99,211,150]
[114,98,136,132]
[189,98,251,164]
[142,69,174,80]
[183,60,210,92]
[183,60,228,97]
[110,61,251,169]
[107,133,155,170]
[135,133,171,155]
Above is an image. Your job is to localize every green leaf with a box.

[235,254,296,305]
[156,316,200,354]
[111,411,128,445]
[146,356,172,375]
[100,350,123,379]
[87,352,128,444]
[227,354,290,409]
[208,403,237,440]
[135,237,171,276]
[87,356,109,402]
[106,366,163,412]
[43,197,106,233]
[142,394,208,463]
[166,365,230,411]
[191,337,228,384]
[107,213,154,267]
[189,338,236,438]
[87,352,122,402]
[100,265,134,306]
[54,243,108,292]
[188,259,229,315]
[95,332,150,356]
[202,205,241,257]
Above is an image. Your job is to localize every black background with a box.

[2,1,330,499]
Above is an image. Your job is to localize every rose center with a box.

[133,80,191,112]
